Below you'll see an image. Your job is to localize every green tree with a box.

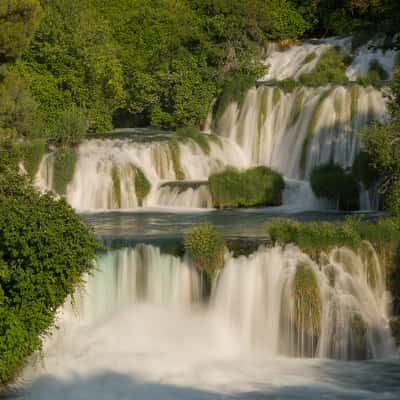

[0,68,37,138]
[0,0,42,61]
[0,140,98,384]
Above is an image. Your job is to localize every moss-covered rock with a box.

[133,166,151,206]
[293,263,321,337]
[209,166,285,208]
[52,146,78,195]
[21,139,46,179]
[184,223,225,276]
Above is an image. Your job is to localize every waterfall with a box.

[68,243,394,360]
[76,245,201,323]
[34,37,397,210]
[214,84,386,179]
[213,243,394,360]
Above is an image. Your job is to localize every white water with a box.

[214,85,386,179]
[19,243,397,399]
[34,37,397,210]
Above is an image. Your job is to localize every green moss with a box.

[209,166,285,208]
[168,138,185,180]
[209,133,223,148]
[290,90,304,125]
[225,238,268,258]
[176,127,210,154]
[302,52,316,65]
[357,60,389,85]
[21,139,46,178]
[111,165,121,208]
[298,47,350,85]
[293,263,321,336]
[52,147,78,195]
[272,87,281,107]
[310,163,360,211]
[258,87,269,128]
[214,73,256,124]
[300,88,331,170]
[278,78,297,93]
[133,166,151,206]
[184,223,225,279]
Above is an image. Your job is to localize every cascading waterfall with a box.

[214,243,394,360]
[76,245,201,323]
[36,138,246,210]
[68,243,394,361]
[34,37,397,210]
[214,84,386,179]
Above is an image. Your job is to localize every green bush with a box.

[310,163,360,210]
[352,151,380,189]
[176,127,210,155]
[50,106,89,145]
[0,141,98,385]
[184,223,225,278]
[21,139,46,178]
[298,47,350,85]
[134,167,151,206]
[52,147,78,195]
[209,166,285,208]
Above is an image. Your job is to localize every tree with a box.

[0,68,37,138]
[0,140,98,384]
[0,0,42,61]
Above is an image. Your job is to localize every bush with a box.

[352,151,380,189]
[52,147,78,195]
[21,139,46,178]
[176,127,210,155]
[209,166,285,208]
[310,163,360,210]
[50,106,88,145]
[0,141,98,384]
[298,47,350,85]
[184,223,225,278]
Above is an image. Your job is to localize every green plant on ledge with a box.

[134,166,151,206]
[52,147,78,196]
[293,263,321,337]
[184,223,225,283]
[209,166,285,208]
[176,127,211,155]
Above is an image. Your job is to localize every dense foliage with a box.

[209,166,285,208]
[363,69,400,219]
[310,163,359,210]
[184,223,225,279]
[0,141,98,385]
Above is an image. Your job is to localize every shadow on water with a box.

[3,358,400,400]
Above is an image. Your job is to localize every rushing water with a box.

[13,37,400,399]
[15,243,399,399]
[33,36,397,211]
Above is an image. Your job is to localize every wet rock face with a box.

[390,316,400,346]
